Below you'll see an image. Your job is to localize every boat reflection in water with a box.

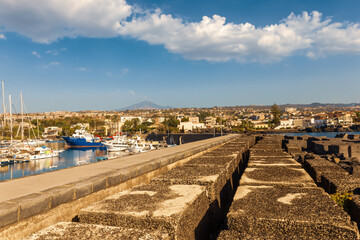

[0,148,109,181]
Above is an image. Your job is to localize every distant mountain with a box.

[281,102,360,108]
[115,101,173,111]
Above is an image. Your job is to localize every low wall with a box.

[0,134,239,239]
[146,133,228,145]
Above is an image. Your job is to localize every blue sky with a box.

[0,0,360,112]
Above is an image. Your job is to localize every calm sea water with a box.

[279,131,360,138]
[0,148,109,181]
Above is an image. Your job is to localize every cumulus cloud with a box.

[0,34,6,39]
[118,10,360,62]
[32,51,41,58]
[0,0,132,43]
[0,0,359,62]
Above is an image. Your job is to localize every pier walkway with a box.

[1,134,359,239]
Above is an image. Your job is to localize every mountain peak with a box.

[115,101,173,111]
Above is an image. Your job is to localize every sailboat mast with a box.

[2,81,5,127]
[21,92,24,141]
[37,118,39,139]
[9,94,12,144]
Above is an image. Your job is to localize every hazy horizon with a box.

[1,0,360,112]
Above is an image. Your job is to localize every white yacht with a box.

[102,135,129,152]
[29,146,61,160]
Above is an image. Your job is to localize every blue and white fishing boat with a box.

[62,125,103,148]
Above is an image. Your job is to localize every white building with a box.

[275,119,294,129]
[42,126,62,138]
[178,122,206,132]
[120,116,142,123]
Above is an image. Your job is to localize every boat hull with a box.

[62,137,104,148]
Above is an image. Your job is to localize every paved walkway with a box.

[0,135,237,202]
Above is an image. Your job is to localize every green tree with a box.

[181,117,189,122]
[353,112,360,123]
[197,111,212,123]
[163,116,180,133]
[270,103,282,127]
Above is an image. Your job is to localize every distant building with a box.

[275,119,294,129]
[178,122,206,132]
[154,117,165,123]
[205,117,216,126]
[42,126,62,138]
[120,116,142,123]
[293,118,312,128]
[254,122,268,129]
[189,116,199,123]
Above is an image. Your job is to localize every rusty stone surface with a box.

[79,183,209,240]
[248,157,301,167]
[23,222,170,240]
[240,166,316,187]
[227,185,359,239]
[40,184,75,208]
[10,193,51,220]
[150,164,228,204]
[321,174,360,194]
[0,202,19,228]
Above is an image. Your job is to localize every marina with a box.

[0,147,127,181]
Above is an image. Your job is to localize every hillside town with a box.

[2,103,360,139]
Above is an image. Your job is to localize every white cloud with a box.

[49,61,59,66]
[0,34,6,39]
[129,90,135,95]
[32,51,41,58]
[106,71,113,77]
[43,61,60,68]
[78,67,88,71]
[118,10,360,62]
[0,0,359,62]
[0,0,132,43]
[46,50,58,55]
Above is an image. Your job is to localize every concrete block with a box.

[0,201,19,228]
[240,166,316,187]
[23,222,169,240]
[227,185,359,239]
[90,175,107,193]
[185,155,240,193]
[186,155,239,175]
[151,165,228,204]
[10,193,51,220]
[40,184,75,208]
[304,158,347,185]
[217,230,266,240]
[349,195,360,229]
[310,165,348,186]
[204,149,239,157]
[321,174,360,194]
[248,157,301,168]
[79,183,209,240]
[107,170,122,187]
[250,152,290,158]
[73,180,93,199]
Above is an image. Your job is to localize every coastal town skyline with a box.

[1,0,360,112]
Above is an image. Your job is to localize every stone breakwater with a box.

[19,136,256,240]
[284,134,360,232]
[219,136,359,239]
[2,134,360,239]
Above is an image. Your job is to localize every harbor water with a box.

[0,148,123,181]
[2,131,360,182]
[280,131,360,138]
